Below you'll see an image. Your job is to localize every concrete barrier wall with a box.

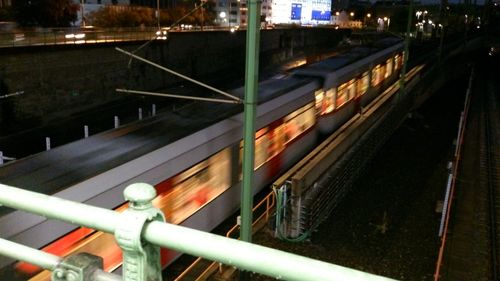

[0,28,349,133]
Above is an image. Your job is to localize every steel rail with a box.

[485,78,498,281]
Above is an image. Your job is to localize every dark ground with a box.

[243,72,469,280]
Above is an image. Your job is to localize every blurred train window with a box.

[314,89,324,112]
[371,64,383,87]
[357,71,370,96]
[255,128,270,168]
[394,54,402,71]
[347,79,356,99]
[325,89,335,113]
[239,127,270,170]
[284,102,315,144]
[380,64,386,81]
[155,148,231,224]
[239,102,315,173]
[266,125,285,159]
[336,79,354,108]
[316,88,335,115]
[385,58,393,78]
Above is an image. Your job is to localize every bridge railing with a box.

[0,182,397,281]
[0,27,160,48]
[0,26,249,48]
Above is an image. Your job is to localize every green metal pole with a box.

[240,0,261,244]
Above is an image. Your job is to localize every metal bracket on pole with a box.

[52,253,103,281]
[115,183,165,281]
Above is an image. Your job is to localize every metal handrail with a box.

[176,191,276,279]
[433,69,474,281]
[0,182,396,281]
[226,190,276,239]
[173,257,203,281]
[0,28,159,48]
[0,238,121,281]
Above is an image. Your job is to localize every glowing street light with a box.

[383,17,390,30]
[350,12,355,17]
[219,11,227,26]
[364,13,371,27]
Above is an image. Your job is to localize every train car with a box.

[0,73,321,278]
[0,36,405,279]
[295,37,404,134]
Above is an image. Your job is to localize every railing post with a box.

[46,137,51,151]
[52,253,104,281]
[115,183,165,281]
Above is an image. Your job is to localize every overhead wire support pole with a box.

[240,0,261,246]
[116,88,240,104]
[399,0,413,95]
[115,47,242,103]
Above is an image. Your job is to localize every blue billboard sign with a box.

[311,10,331,21]
[291,3,302,20]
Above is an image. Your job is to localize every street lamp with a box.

[416,10,422,21]
[219,11,227,27]
[383,16,390,30]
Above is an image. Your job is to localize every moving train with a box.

[0,36,404,278]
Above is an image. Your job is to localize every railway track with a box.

[483,68,500,281]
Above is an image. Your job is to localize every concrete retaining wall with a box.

[0,28,349,133]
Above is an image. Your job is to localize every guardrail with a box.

[0,26,252,48]
[433,68,474,281]
[174,189,276,280]
[0,28,159,48]
[0,182,396,281]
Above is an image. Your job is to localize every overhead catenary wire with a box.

[116,88,241,104]
[116,47,243,104]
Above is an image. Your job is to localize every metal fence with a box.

[0,27,162,48]
[0,26,241,48]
